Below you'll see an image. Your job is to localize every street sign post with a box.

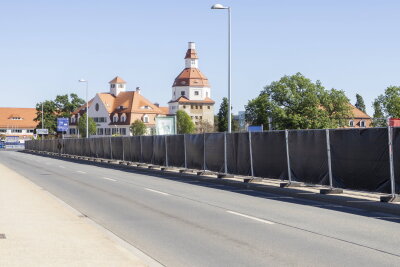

[57,118,69,132]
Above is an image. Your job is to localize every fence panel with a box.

[391,127,400,193]
[142,136,154,163]
[166,135,185,168]
[111,137,124,160]
[251,131,288,180]
[153,135,166,166]
[186,134,204,170]
[227,132,251,176]
[289,130,329,185]
[330,128,390,192]
[205,133,224,173]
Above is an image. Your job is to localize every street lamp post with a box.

[211,3,231,132]
[78,79,89,138]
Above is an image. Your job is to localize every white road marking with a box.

[226,210,275,225]
[102,177,117,182]
[59,166,66,169]
[76,171,86,174]
[145,188,170,196]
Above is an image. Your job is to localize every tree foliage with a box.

[374,86,400,119]
[130,119,147,136]
[176,110,195,134]
[35,94,85,134]
[354,94,366,113]
[217,97,229,132]
[78,114,97,138]
[372,98,386,127]
[246,73,351,130]
[196,119,214,133]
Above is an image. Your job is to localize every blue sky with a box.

[1,0,400,115]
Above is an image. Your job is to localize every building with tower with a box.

[68,76,169,137]
[168,42,215,127]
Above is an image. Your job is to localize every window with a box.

[112,128,118,135]
[191,105,194,109]
[194,91,199,96]
[0,129,6,133]
[183,105,186,109]
[143,115,149,123]
[121,114,127,122]
[120,128,127,135]
[349,120,354,127]
[113,114,119,123]
[195,105,198,109]
[97,128,104,135]
[206,92,209,97]
[207,106,210,109]
[360,120,366,127]
[118,84,124,88]
[105,128,111,135]
[10,117,22,120]
[191,116,194,119]
[69,128,76,135]
[27,129,34,133]
[111,84,115,88]
[11,129,22,133]
[95,103,99,111]
[195,116,198,119]
[200,116,202,119]
[200,105,202,109]
[181,91,185,96]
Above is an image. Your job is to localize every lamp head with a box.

[78,79,87,83]
[211,4,229,9]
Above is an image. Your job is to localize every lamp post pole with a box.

[212,4,232,132]
[79,79,89,138]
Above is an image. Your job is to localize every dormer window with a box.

[113,114,119,123]
[121,113,127,122]
[119,105,125,110]
[360,120,366,127]
[111,84,115,88]
[10,117,22,120]
[118,84,124,88]
[349,120,354,127]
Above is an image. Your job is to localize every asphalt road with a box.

[2,150,400,266]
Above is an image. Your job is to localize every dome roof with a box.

[172,68,210,87]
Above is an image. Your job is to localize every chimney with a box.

[136,87,141,94]
[154,102,159,107]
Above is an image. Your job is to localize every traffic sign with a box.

[57,118,69,132]
[36,129,49,135]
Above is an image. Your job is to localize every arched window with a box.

[143,115,149,123]
[360,120,366,127]
[113,114,119,123]
[121,113,127,122]
[349,120,354,127]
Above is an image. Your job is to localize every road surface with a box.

[1,150,400,266]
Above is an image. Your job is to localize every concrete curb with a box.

[23,150,400,217]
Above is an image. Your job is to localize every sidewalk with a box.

[0,163,155,267]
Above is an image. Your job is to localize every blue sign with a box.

[248,125,263,132]
[57,118,69,132]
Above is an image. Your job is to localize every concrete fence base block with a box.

[148,165,159,169]
[108,160,119,164]
[380,194,400,203]
[320,188,344,195]
[161,167,171,171]
[179,169,193,173]
[197,171,214,176]
[280,182,302,188]
[244,177,263,183]
[137,163,147,167]
[217,173,234,178]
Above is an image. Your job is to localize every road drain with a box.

[0,234,6,239]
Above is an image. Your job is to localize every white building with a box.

[69,77,169,137]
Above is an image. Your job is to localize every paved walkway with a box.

[0,163,150,267]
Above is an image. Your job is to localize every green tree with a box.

[217,97,229,132]
[354,93,366,113]
[130,119,147,135]
[78,114,96,138]
[374,86,400,118]
[247,73,351,130]
[35,94,85,135]
[372,98,386,127]
[245,94,271,129]
[176,110,195,134]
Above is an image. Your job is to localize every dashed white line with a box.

[226,210,275,225]
[145,188,170,196]
[102,177,117,182]
[76,171,86,174]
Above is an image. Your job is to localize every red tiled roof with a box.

[169,96,215,104]
[173,68,210,87]
[109,76,126,84]
[0,107,38,128]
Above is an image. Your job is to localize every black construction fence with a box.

[25,127,400,195]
